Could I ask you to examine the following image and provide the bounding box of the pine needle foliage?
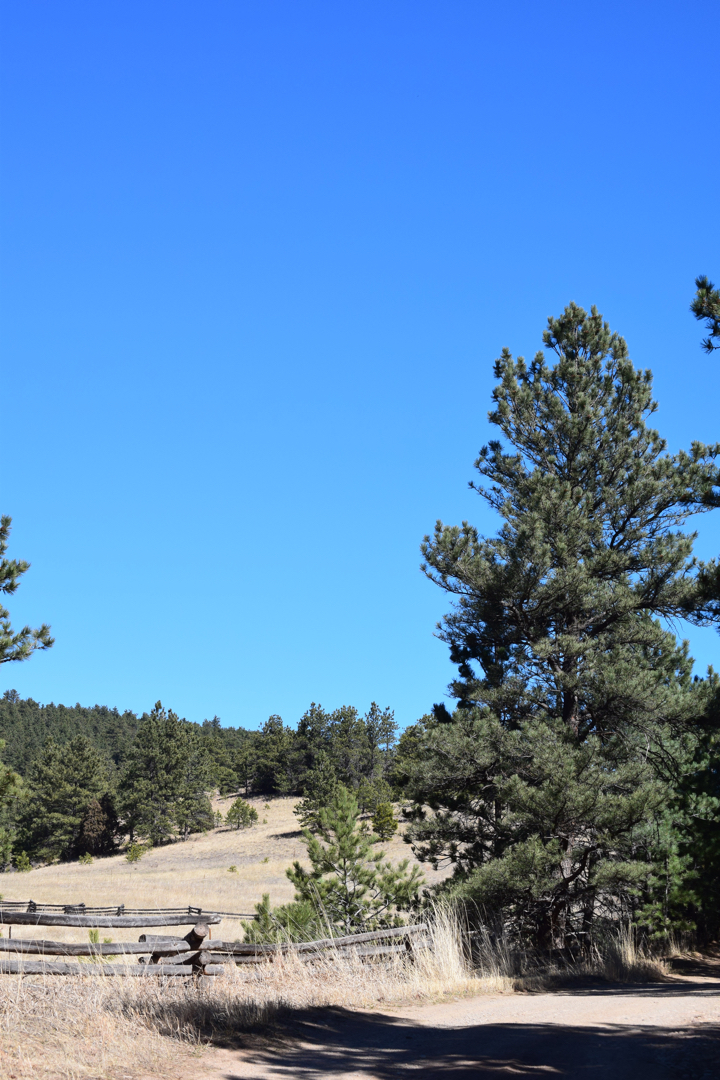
[18,736,113,861]
[117,702,213,844]
[288,785,423,934]
[294,750,338,831]
[408,302,720,947]
[372,802,397,841]
[691,274,720,353]
[0,516,53,666]
[225,796,258,829]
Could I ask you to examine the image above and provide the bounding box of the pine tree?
[408,302,720,947]
[252,715,298,794]
[172,724,214,840]
[691,275,720,353]
[199,717,239,795]
[295,702,333,772]
[0,738,22,867]
[372,802,397,841]
[118,702,213,844]
[364,702,398,776]
[225,796,258,829]
[0,516,53,666]
[294,751,338,830]
[18,736,111,860]
[356,775,394,815]
[79,795,118,856]
[287,785,423,933]
[329,706,370,787]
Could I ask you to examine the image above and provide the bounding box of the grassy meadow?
[0,808,465,1080]
[0,795,450,945]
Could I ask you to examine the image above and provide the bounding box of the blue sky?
[1,0,719,730]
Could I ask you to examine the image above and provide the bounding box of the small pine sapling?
[372,802,397,841]
[225,797,259,830]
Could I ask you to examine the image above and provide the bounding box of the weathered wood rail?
[0,920,223,977]
[0,911,223,928]
[0,900,430,976]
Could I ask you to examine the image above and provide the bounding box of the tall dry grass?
[0,907,497,1080]
[470,919,669,988]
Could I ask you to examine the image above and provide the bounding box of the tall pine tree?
[407,303,720,948]
[118,702,213,844]
[18,736,112,860]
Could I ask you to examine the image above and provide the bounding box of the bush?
[78,853,93,865]
[14,851,31,872]
[225,797,258,830]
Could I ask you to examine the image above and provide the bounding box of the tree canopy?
[406,303,720,946]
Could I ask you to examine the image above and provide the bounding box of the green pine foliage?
[17,736,114,861]
[0,691,141,777]
[691,274,720,353]
[125,841,147,863]
[241,892,321,943]
[356,776,394,815]
[79,795,118,856]
[251,715,299,794]
[371,802,397,841]
[407,302,720,948]
[287,785,423,935]
[225,796,259,829]
[0,739,22,868]
[117,702,214,845]
[294,751,338,830]
[0,516,53,668]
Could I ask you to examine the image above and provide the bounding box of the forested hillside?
[0,691,141,775]
[0,693,400,866]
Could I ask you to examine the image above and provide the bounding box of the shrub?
[78,853,93,865]
[226,798,258,830]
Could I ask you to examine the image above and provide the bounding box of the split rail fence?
[0,902,430,978]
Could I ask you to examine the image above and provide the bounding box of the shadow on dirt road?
[206,978,720,1080]
[223,1014,718,1080]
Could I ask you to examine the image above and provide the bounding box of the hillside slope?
[0,796,449,943]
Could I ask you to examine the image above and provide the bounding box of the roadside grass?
[0,906,494,1080]
[0,801,678,1077]
[471,921,670,989]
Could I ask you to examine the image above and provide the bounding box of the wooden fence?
[0,903,430,977]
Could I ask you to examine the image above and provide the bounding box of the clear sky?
[1,1,719,730]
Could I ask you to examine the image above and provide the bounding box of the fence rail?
[0,901,255,920]
[0,913,430,977]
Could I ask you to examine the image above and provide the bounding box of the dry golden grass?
[0,796,465,1078]
[0,907,498,1080]
[0,796,450,947]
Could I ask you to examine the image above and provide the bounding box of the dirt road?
[193,964,720,1079]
